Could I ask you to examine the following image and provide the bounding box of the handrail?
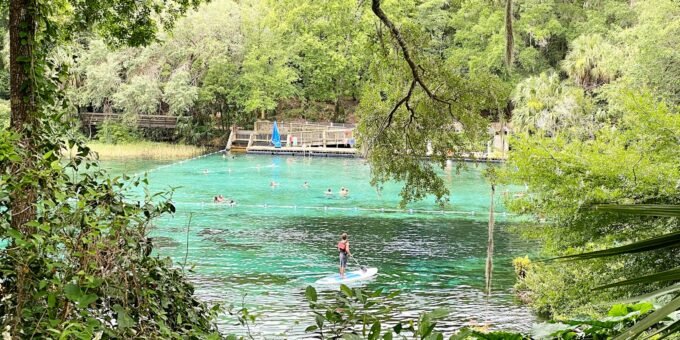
[80,112,179,128]
[254,121,355,135]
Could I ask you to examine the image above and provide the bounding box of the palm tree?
[561,34,619,91]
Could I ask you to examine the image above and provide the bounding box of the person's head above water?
[341,232,348,240]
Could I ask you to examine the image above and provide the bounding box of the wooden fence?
[80,113,179,129]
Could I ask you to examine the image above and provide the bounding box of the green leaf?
[608,304,629,317]
[383,331,393,340]
[78,293,98,306]
[340,284,353,298]
[355,288,365,303]
[315,314,324,329]
[421,322,436,338]
[305,325,318,332]
[429,308,449,320]
[112,304,135,330]
[368,321,381,340]
[393,322,403,334]
[305,285,317,303]
[47,293,56,308]
[371,287,384,297]
[424,333,443,340]
[531,322,575,339]
[613,295,680,340]
[64,283,82,302]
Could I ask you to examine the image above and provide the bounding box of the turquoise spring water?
[102,153,537,337]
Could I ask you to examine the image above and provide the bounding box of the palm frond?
[597,267,680,290]
[648,318,680,339]
[556,231,680,261]
[613,284,680,304]
[594,204,680,217]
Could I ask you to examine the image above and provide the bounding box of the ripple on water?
[119,154,538,337]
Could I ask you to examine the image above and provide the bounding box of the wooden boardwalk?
[80,113,179,129]
[228,120,511,161]
[247,146,357,157]
[227,121,358,157]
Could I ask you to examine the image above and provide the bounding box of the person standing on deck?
[338,233,351,278]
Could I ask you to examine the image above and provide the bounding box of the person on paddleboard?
[338,232,351,278]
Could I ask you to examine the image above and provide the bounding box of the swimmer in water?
[203,169,209,174]
[270,181,279,188]
[228,199,236,207]
[340,187,349,197]
[213,195,224,203]
[302,181,309,189]
[325,188,333,196]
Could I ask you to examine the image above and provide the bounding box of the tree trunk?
[504,0,514,68]
[9,0,38,330]
[9,0,37,229]
[485,184,495,295]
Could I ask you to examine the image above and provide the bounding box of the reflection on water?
[106,154,536,337]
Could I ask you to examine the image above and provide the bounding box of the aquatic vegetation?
[88,141,208,160]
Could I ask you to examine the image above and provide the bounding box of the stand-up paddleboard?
[316,267,378,285]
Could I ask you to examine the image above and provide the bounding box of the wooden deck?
[226,120,358,157]
[225,120,511,160]
[80,113,179,129]
[247,146,357,157]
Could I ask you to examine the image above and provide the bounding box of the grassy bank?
[88,141,209,160]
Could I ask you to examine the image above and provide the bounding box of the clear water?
[102,153,536,337]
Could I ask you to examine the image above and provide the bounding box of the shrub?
[0,129,221,338]
[97,115,140,144]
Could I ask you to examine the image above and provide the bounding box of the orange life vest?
[338,240,348,253]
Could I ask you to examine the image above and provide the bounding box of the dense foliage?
[500,0,680,322]
[1,0,222,337]
[0,131,221,338]
[1,0,679,337]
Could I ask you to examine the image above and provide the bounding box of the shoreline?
[89,141,210,160]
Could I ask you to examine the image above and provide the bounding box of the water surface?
[106,153,536,337]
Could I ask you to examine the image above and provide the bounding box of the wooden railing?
[249,129,355,147]
[234,131,253,141]
[254,121,355,135]
[80,113,179,129]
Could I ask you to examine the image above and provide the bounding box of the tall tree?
[7,0,202,228]
[9,0,37,231]
[5,0,205,332]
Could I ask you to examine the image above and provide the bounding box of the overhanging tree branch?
[370,0,455,129]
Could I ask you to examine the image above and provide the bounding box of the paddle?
[350,254,367,272]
